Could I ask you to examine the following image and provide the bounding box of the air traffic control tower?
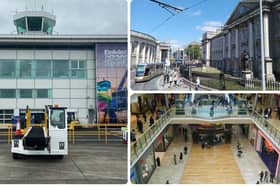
[0,9,127,125]
[14,10,56,35]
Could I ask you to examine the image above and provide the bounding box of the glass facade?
[53,60,69,78]
[0,89,16,98]
[0,89,51,98]
[0,60,87,79]
[96,43,127,124]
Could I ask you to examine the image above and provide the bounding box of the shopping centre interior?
[130,93,280,184]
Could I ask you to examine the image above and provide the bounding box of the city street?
[132,73,212,91]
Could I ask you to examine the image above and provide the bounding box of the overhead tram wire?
[150,0,210,33]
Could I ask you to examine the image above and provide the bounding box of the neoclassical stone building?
[202,0,280,81]
[130,30,171,68]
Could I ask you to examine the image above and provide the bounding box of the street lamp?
[260,0,266,91]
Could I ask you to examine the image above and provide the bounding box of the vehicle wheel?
[55,155,64,159]
[12,153,20,159]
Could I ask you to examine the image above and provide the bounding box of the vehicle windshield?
[50,109,65,129]
[136,65,145,76]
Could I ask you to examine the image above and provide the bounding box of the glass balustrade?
[131,106,280,165]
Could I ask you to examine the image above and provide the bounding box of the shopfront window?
[137,146,155,183]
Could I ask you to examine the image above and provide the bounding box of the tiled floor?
[147,125,274,184]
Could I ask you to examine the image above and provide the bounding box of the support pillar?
[135,42,140,66]
[263,12,275,81]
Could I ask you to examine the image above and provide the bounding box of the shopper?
[179,152,183,162]
[259,171,264,183]
[270,173,274,183]
[264,170,268,183]
[131,129,136,142]
[173,154,177,165]
[156,156,161,167]
[149,115,154,126]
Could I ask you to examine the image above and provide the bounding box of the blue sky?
[131,0,240,48]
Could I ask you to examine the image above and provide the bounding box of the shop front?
[131,146,156,184]
[256,130,280,182]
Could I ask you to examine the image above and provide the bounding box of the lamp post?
[260,0,266,90]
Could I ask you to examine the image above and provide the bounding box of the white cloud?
[191,10,202,16]
[196,21,223,32]
[165,39,188,50]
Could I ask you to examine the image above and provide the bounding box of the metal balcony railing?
[130,106,280,167]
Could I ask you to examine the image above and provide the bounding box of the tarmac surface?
[0,141,127,184]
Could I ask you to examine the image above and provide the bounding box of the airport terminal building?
[0,10,127,125]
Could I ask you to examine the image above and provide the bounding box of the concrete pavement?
[0,142,127,184]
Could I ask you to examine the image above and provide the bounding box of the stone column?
[141,44,146,64]
[222,34,226,71]
[135,42,140,66]
[248,21,254,59]
[206,40,211,67]
[228,30,231,58]
[234,28,239,76]
[146,46,150,63]
[263,12,275,81]
[227,30,231,73]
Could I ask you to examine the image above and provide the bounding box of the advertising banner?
[96,43,127,123]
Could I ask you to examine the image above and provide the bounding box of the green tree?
[185,45,201,60]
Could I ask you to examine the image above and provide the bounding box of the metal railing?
[0,122,126,144]
[130,106,280,167]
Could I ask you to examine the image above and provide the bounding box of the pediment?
[226,0,258,25]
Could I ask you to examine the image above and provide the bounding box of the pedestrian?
[173,153,177,165]
[259,171,264,183]
[184,146,188,155]
[166,180,169,184]
[174,74,177,87]
[169,74,173,88]
[149,115,154,126]
[142,112,147,123]
[163,74,167,85]
[270,173,274,183]
[195,76,200,90]
[256,181,259,184]
[156,156,161,167]
[264,170,268,183]
[179,152,183,162]
[137,118,143,133]
[131,129,136,142]
[201,142,205,149]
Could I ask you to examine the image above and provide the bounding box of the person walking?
[156,156,161,167]
[270,172,274,183]
[131,129,136,142]
[142,112,147,123]
[264,170,268,183]
[169,74,173,88]
[173,153,177,165]
[259,171,264,183]
[195,76,200,91]
[137,118,143,134]
[149,115,154,126]
[179,152,183,162]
